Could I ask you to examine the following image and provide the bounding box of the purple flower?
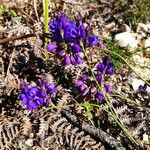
[79,24,86,41]
[96,74,102,83]
[49,18,60,32]
[19,79,57,111]
[64,54,71,65]
[59,14,68,28]
[97,56,114,75]
[105,63,114,75]
[36,98,44,105]
[81,74,88,81]
[97,63,105,72]
[70,54,82,65]
[64,21,79,43]
[49,18,63,42]
[74,54,82,64]
[96,92,104,101]
[72,43,82,53]
[80,84,88,92]
[56,48,65,56]
[105,84,112,93]
[75,80,84,87]
[46,43,57,52]
[70,55,76,65]
[138,84,147,92]
[28,87,39,97]
[27,102,38,110]
[19,94,28,105]
[88,35,98,46]
[45,83,57,94]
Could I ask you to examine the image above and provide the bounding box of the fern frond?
[0,122,22,149]
[115,105,127,116]
[37,117,48,140]
[22,116,32,136]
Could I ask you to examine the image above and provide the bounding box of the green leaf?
[82,102,93,111]
[86,111,93,119]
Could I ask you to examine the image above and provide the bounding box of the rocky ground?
[0,0,150,150]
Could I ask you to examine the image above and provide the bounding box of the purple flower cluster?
[138,84,147,92]
[19,79,57,110]
[75,56,114,102]
[46,14,99,65]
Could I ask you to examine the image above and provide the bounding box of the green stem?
[90,103,140,149]
[81,44,139,148]
[43,0,49,47]
[98,48,150,86]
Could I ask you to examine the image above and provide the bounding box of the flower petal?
[19,94,28,105]
[95,92,104,101]
[75,80,84,87]
[105,84,112,93]
[97,63,105,72]
[64,54,71,65]
[105,63,114,75]
[72,43,82,53]
[46,43,57,52]
[88,35,98,46]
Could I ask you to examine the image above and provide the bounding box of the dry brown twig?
[62,109,126,150]
[0,33,35,44]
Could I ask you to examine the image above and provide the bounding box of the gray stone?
[115,32,138,49]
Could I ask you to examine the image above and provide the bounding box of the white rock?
[147,86,150,93]
[120,24,131,32]
[146,23,150,33]
[137,23,148,33]
[143,133,149,143]
[140,32,147,37]
[132,55,144,64]
[115,32,138,49]
[144,37,150,48]
[131,78,145,91]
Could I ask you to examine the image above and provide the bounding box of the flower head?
[105,84,112,93]
[19,79,57,111]
[46,14,103,66]
[79,24,86,41]
[97,56,115,75]
[88,35,99,46]
[95,92,104,101]
[64,21,79,43]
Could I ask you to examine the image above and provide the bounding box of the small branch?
[0,33,35,44]
[62,109,126,150]
[10,6,35,23]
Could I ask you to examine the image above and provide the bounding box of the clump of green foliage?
[130,0,150,22]
[105,39,130,69]
[0,5,16,17]
[114,0,150,30]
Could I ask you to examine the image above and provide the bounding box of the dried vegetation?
[0,0,150,150]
